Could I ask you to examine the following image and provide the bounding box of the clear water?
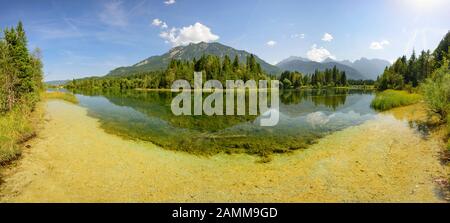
[70,89,377,156]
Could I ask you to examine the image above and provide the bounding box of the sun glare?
[406,0,445,11]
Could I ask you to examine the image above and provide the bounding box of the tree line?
[67,54,273,90]
[67,55,372,91]
[375,31,449,90]
[279,66,348,89]
[0,22,43,112]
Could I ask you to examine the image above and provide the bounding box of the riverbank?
[0,104,43,165]
[133,86,373,92]
[0,100,447,202]
[0,92,79,165]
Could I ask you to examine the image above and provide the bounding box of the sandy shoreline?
[0,100,446,202]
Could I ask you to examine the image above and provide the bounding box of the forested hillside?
[107,42,281,77]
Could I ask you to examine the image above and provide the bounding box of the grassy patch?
[0,105,41,164]
[447,114,450,151]
[43,92,78,104]
[371,90,422,111]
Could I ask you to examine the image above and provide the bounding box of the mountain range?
[107,42,281,76]
[277,59,366,80]
[276,57,390,80]
[106,41,390,80]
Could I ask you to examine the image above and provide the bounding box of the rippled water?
[70,88,377,155]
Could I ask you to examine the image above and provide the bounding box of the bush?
[371,90,422,111]
[375,70,404,90]
[420,61,450,119]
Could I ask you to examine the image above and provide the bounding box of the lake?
[69,88,377,157]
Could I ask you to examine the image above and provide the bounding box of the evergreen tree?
[232,55,239,72]
[0,21,42,112]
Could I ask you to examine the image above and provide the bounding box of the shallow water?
[70,89,377,155]
[0,101,445,202]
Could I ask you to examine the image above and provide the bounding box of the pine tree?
[1,22,43,111]
[232,55,239,72]
[222,55,232,73]
[341,71,347,86]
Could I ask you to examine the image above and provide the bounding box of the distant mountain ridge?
[345,58,391,80]
[45,80,70,86]
[276,59,366,80]
[105,41,390,80]
[107,42,281,76]
[276,57,390,80]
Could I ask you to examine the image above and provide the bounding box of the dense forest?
[279,66,348,89]
[67,54,272,90]
[67,54,368,90]
[375,31,449,90]
[0,22,43,112]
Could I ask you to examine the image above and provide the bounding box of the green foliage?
[420,60,450,118]
[106,42,281,77]
[375,69,404,90]
[43,92,79,104]
[447,114,450,150]
[375,31,449,90]
[67,54,272,90]
[0,104,37,164]
[279,65,348,89]
[347,79,375,86]
[0,22,43,164]
[434,31,450,69]
[0,21,43,112]
[371,90,422,111]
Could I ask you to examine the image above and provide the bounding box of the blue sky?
[0,0,449,81]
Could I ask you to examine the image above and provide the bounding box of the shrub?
[420,61,450,119]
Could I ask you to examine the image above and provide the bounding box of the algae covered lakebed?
[70,88,377,157]
[0,99,445,202]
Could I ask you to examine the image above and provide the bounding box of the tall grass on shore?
[446,114,450,150]
[0,104,40,164]
[371,90,422,111]
[1,92,78,165]
[43,92,78,104]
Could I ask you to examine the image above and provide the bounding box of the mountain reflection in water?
[70,88,376,156]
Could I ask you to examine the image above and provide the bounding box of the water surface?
[71,89,377,155]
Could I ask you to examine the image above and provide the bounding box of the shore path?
[0,100,446,202]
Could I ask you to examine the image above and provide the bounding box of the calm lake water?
[69,89,377,156]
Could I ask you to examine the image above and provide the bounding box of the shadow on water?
[70,88,377,157]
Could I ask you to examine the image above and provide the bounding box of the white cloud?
[321,33,333,42]
[152,19,168,29]
[99,0,127,27]
[159,22,219,46]
[164,0,176,5]
[291,33,305,39]
[369,40,390,50]
[152,19,163,26]
[266,40,277,47]
[306,44,336,62]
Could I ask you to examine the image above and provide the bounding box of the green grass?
[371,90,422,111]
[0,105,40,164]
[43,92,78,104]
[447,114,450,151]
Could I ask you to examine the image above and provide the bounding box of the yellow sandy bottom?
[0,100,446,202]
